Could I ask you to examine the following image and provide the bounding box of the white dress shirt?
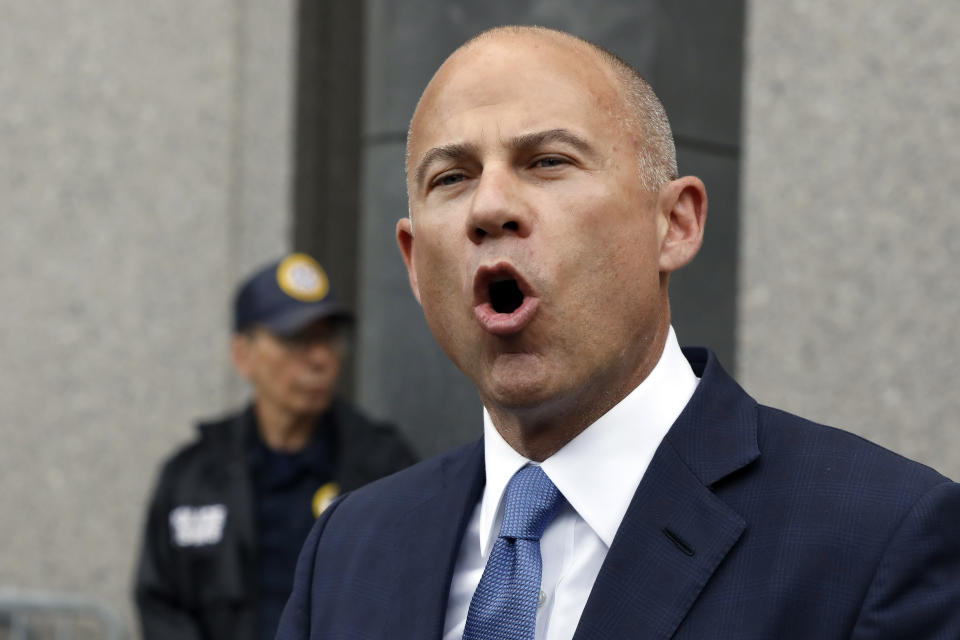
[443,327,700,640]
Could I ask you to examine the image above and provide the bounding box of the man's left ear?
[657,176,707,273]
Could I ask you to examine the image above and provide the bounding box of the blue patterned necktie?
[462,465,566,640]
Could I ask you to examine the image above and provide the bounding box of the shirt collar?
[479,327,699,555]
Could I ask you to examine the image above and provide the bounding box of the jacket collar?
[573,347,759,639]
[378,348,759,640]
[666,347,761,486]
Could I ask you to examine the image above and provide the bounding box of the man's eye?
[432,173,465,188]
[533,156,567,168]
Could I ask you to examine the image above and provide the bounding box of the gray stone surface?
[0,0,294,634]
[740,2,960,478]
[649,0,745,147]
[16,0,956,635]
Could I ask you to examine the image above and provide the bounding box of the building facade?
[1,1,957,635]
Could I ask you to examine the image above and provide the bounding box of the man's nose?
[465,166,532,243]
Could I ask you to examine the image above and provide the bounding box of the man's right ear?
[396,218,422,305]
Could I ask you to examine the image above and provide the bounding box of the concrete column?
[740,2,960,478]
[0,0,295,632]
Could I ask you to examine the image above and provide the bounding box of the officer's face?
[232,319,344,419]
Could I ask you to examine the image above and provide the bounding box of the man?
[135,253,417,640]
[277,27,960,639]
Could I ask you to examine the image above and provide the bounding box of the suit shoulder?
[327,440,481,521]
[754,404,952,495]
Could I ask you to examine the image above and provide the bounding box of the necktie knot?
[499,465,564,542]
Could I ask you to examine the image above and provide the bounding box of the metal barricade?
[0,591,125,640]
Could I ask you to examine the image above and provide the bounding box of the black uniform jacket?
[134,400,417,640]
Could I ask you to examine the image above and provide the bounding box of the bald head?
[406,25,678,194]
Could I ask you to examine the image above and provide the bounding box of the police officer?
[135,253,417,640]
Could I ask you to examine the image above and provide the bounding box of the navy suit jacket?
[276,348,960,639]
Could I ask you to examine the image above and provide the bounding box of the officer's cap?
[233,253,352,335]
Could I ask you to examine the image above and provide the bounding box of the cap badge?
[276,253,329,302]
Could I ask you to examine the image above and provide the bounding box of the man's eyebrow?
[509,128,594,156]
[414,142,479,190]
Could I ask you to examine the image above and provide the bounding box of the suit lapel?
[384,440,485,639]
[572,444,746,640]
[574,348,759,640]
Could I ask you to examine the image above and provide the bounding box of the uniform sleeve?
[133,467,205,640]
[850,480,960,639]
[336,404,420,491]
[380,427,419,473]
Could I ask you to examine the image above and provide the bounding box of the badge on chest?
[169,504,228,547]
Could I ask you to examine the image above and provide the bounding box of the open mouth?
[473,263,539,336]
[489,278,525,314]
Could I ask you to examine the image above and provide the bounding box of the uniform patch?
[312,482,341,518]
[169,504,227,547]
[276,253,329,302]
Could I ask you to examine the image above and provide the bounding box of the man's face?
[400,33,673,423]
[232,320,343,419]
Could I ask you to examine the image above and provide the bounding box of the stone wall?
[740,2,960,478]
[2,1,957,637]
[0,0,294,633]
